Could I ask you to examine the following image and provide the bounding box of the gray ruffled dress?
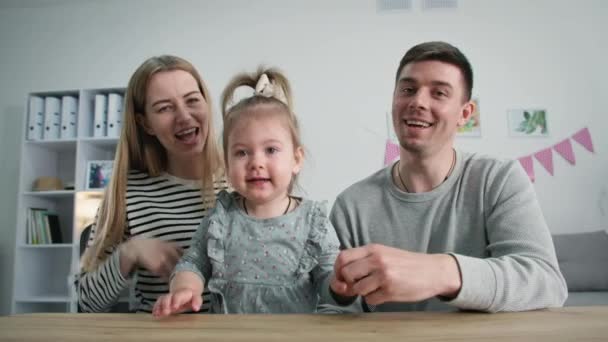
[173,190,343,313]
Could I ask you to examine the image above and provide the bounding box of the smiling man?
[329,41,568,313]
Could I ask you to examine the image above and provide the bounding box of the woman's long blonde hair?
[81,55,223,271]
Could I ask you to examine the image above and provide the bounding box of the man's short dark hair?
[395,41,473,101]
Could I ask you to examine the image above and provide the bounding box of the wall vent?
[422,0,458,10]
[377,0,413,12]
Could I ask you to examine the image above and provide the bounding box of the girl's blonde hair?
[81,55,223,271]
[220,66,303,192]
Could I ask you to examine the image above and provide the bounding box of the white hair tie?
[254,73,288,105]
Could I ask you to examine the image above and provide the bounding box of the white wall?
[1,0,606,314]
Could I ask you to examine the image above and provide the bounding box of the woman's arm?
[75,224,131,313]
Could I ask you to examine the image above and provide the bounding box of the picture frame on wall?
[457,98,481,137]
[85,160,113,190]
[508,108,549,137]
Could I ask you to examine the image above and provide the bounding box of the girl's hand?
[330,273,358,298]
[120,239,183,278]
[152,288,203,318]
[330,255,358,298]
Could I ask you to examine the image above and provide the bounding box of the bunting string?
[518,127,594,182]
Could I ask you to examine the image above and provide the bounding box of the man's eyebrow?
[397,78,453,89]
[397,77,417,84]
[430,80,453,89]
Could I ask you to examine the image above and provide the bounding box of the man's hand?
[332,244,461,305]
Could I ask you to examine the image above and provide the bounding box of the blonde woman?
[77,55,226,313]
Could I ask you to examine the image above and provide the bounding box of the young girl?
[153,67,353,316]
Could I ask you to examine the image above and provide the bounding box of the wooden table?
[1,306,606,341]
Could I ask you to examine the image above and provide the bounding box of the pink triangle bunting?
[518,155,535,182]
[384,139,400,165]
[533,148,554,176]
[553,139,576,165]
[572,127,594,153]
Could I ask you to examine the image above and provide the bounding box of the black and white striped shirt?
[77,170,226,313]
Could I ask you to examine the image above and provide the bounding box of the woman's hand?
[120,239,183,278]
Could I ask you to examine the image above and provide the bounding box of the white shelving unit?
[12,87,125,314]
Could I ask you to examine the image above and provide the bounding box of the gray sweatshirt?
[330,150,567,312]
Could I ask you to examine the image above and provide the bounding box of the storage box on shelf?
[12,87,124,314]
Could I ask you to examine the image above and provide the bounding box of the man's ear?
[457,100,475,127]
[135,113,154,135]
[293,146,304,174]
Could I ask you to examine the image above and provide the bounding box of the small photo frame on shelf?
[85,160,113,190]
[457,98,481,137]
[508,108,549,137]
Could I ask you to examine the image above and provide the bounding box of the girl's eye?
[234,150,247,157]
[266,147,278,154]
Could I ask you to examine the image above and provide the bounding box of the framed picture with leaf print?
[507,108,549,137]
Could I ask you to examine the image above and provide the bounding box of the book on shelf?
[25,208,63,244]
[60,95,78,139]
[27,96,44,141]
[45,213,63,243]
[93,94,107,137]
[106,93,123,137]
[42,97,61,140]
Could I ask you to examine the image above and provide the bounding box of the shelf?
[21,143,76,193]
[24,137,119,149]
[16,296,71,303]
[14,87,124,314]
[30,89,79,98]
[20,196,75,244]
[81,189,104,195]
[19,243,74,249]
[79,136,119,148]
[24,139,77,152]
[23,190,75,197]
[14,245,72,300]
